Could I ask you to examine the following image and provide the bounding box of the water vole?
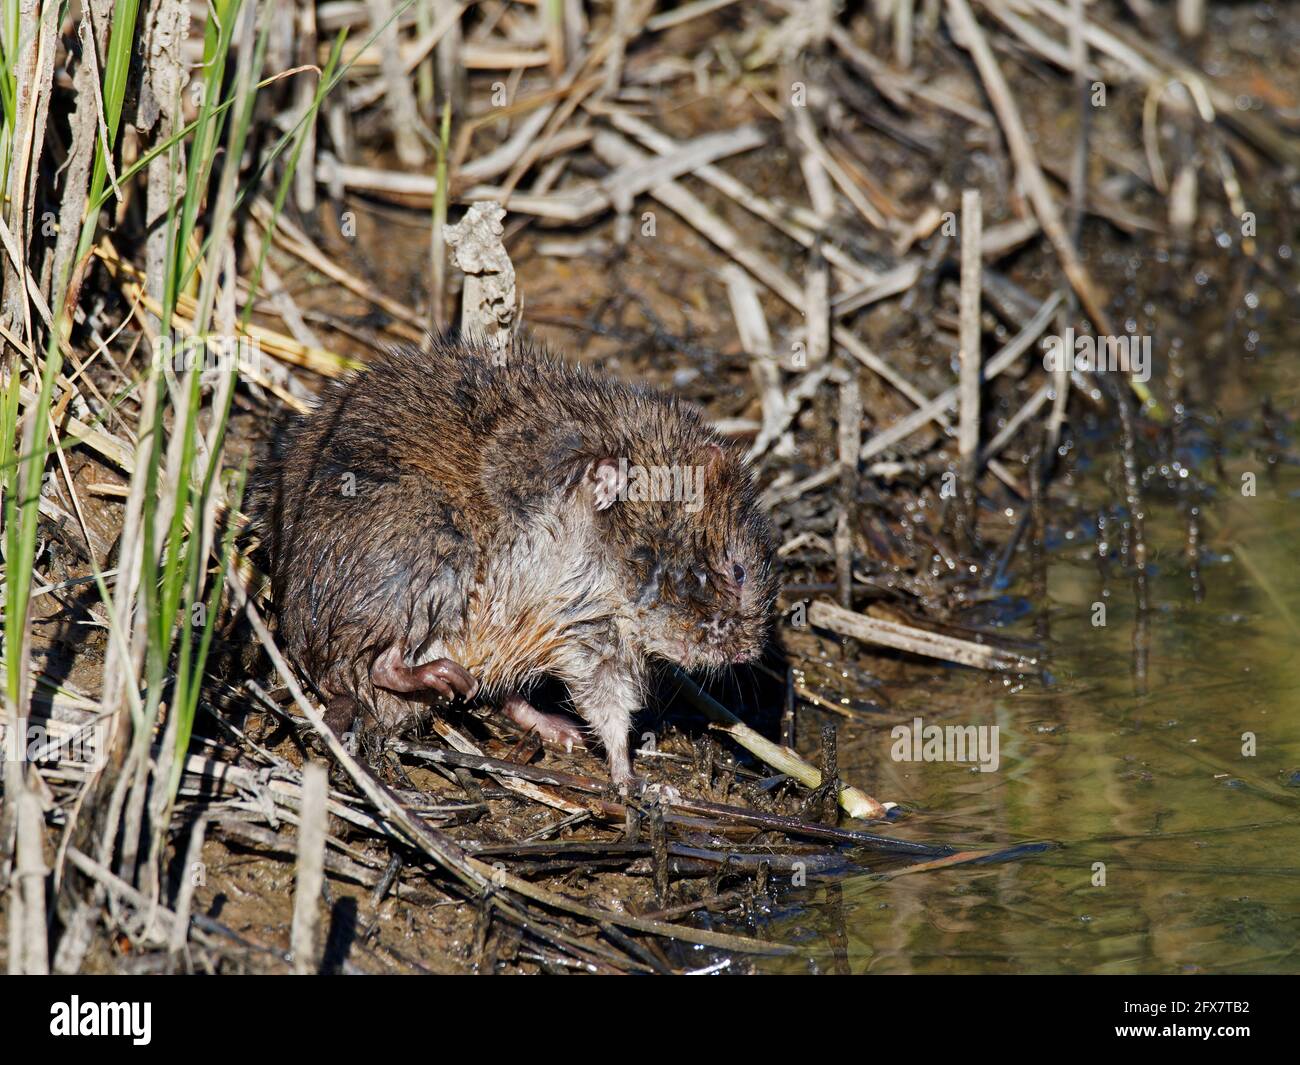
[249,336,777,785]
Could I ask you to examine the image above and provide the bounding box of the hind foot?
[502,693,585,753]
[372,646,478,702]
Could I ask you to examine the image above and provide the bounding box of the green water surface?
[761,355,1300,975]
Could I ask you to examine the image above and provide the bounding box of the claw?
[413,658,479,700]
[371,645,478,700]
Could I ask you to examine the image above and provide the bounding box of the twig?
[396,741,938,852]
[666,665,889,820]
[445,201,517,356]
[14,787,50,974]
[809,599,1038,672]
[167,813,209,958]
[836,374,860,607]
[290,762,328,975]
[958,187,983,535]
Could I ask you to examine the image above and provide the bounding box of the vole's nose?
[700,612,745,654]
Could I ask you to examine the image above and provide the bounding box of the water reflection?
[763,439,1300,975]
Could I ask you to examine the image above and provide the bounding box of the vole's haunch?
[249,337,778,785]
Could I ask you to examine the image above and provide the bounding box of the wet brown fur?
[248,336,777,781]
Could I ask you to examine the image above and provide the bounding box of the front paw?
[371,646,478,702]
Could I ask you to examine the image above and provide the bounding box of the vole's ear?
[703,440,735,478]
[584,457,626,511]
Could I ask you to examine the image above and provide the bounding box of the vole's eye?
[732,562,746,585]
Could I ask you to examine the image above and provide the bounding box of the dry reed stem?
[809,600,1038,672]
[290,762,329,974]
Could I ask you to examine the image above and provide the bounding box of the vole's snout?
[697,612,732,641]
[696,612,755,664]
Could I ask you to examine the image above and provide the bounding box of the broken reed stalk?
[167,813,209,958]
[958,187,983,537]
[1067,0,1089,246]
[290,762,329,975]
[445,200,517,357]
[723,264,785,462]
[1177,0,1205,40]
[394,739,928,850]
[809,600,1038,673]
[429,100,452,329]
[793,99,832,367]
[836,374,860,608]
[14,787,49,974]
[894,0,915,68]
[666,664,889,820]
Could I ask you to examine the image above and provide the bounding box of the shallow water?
[760,344,1300,975]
